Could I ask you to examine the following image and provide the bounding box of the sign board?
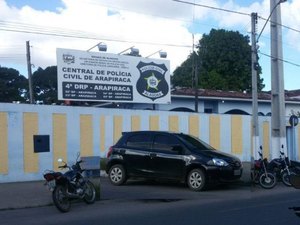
[56,48,171,104]
[289,115,299,127]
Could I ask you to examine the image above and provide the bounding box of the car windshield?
[176,133,215,151]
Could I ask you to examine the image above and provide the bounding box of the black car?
[106,131,242,191]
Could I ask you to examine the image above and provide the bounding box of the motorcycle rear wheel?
[52,185,71,213]
[83,180,96,204]
[259,172,277,189]
[250,169,260,184]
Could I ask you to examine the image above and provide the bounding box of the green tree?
[171,52,195,87]
[31,66,98,106]
[32,66,59,104]
[172,29,264,91]
[0,67,28,102]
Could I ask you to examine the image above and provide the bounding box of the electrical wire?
[0,0,299,69]
[259,51,300,67]
[173,0,250,16]
[0,20,191,48]
[172,0,299,68]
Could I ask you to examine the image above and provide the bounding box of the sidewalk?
[0,180,52,210]
[0,176,103,211]
[0,165,250,210]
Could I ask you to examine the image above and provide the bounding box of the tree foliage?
[32,66,59,104]
[0,67,28,102]
[172,29,264,92]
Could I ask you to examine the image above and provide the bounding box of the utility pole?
[251,12,259,159]
[192,34,198,112]
[270,0,286,157]
[26,41,34,104]
[194,57,198,113]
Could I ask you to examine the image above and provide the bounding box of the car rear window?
[177,133,214,150]
[153,134,181,152]
[125,133,152,149]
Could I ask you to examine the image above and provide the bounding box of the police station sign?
[57,48,170,104]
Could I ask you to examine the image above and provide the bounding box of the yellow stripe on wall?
[131,115,140,131]
[53,114,67,170]
[23,112,39,173]
[189,115,199,137]
[209,115,220,149]
[231,115,243,154]
[113,116,123,144]
[100,115,106,153]
[80,115,93,156]
[149,115,159,131]
[0,112,8,174]
[169,115,179,132]
[263,121,270,159]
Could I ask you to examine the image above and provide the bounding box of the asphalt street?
[1,178,300,225]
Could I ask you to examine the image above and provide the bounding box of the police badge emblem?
[136,62,169,101]
[62,54,75,64]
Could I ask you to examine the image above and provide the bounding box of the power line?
[0,20,192,48]
[258,15,300,35]
[0,1,299,70]
[173,0,300,35]
[173,0,250,16]
[259,51,300,68]
[173,0,300,69]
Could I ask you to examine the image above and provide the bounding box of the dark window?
[126,134,152,149]
[204,108,213,113]
[153,134,181,153]
[177,134,214,150]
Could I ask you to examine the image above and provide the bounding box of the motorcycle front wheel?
[259,172,277,189]
[83,180,96,204]
[282,170,297,187]
[52,185,71,213]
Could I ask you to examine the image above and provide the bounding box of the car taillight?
[107,146,113,158]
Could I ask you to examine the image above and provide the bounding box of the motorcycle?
[268,145,297,186]
[251,146,277,189]
[43,154,96,212]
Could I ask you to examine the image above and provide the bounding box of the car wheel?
[187,168,206,191]
[108,164,127,186]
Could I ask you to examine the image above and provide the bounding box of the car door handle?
[149,153,157,159]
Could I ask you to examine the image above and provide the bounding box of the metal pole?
[251,12,259,160]
[292,121,296,160]
[192,34,198,113]
[26,41,34,104]
[195,58,198,113]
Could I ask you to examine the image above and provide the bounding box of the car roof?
[122,130,181,136]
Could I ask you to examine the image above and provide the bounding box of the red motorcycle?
[43,154,96,212]
[251,146,277,189]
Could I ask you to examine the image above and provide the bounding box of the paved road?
[1,178,300,225]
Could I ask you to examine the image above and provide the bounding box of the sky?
[0,0,299,91]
